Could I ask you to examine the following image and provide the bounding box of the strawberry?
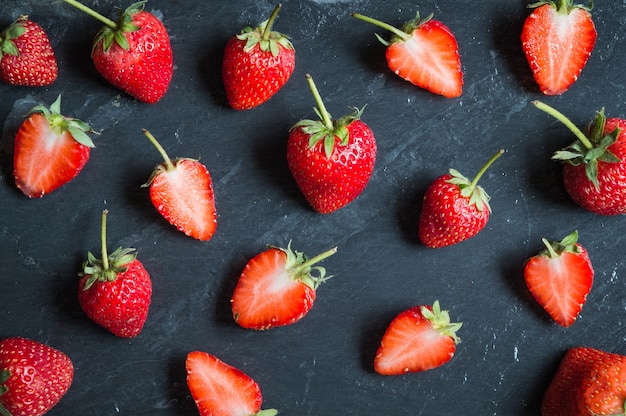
[0,16,57,86]
[418,149,504,248]
[231,242,336,330]
[142,129,217,241]
[287,74,377,214]
[523,230,593,327]
[222,4,295,110]
[533,101,626,215]
[63,0,173,103]
[352,11,463,98]
[13,94,95,198]
[374,301,461,375]
[521,0,596,96]
[186,351,277,416]
[0,337,73,416]
[541,346,626,415]
[78,209,152,338]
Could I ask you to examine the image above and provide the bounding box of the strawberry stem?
[292,246,337,276]
[532,101,593,150]
[351,13,410,41]
[305,74,334,130]
[63,0,117,29]
[262,4,282,41]
[100,209,110,270]
[143,129,175,171]
[469,149,504,190]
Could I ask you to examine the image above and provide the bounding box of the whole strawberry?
[534,101,626,215]
[541,346,626,416]
[0,15,58,86]
[63,0,173,103]
[78,209,152,338]
[287,74,377,214]
[0,337,73,416]
[222,4,295,110]
[13,94,95,198]
[418,149,504,248]
[521,0,596,95]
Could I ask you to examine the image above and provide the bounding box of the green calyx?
[0,15,27,59]
[0,369,10,416]
[533,101,621,189]
[421,301,462,344]
[527,0,593,13]
[278,241,337,290]
[291,74,364,158]
[80,210,137,290]
[446,149,505,213]
[539,230,581,258]
[351,11,432,46]
[30,95,95,148]
[237,4,293,56]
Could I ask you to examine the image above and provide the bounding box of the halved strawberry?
[352,12,463,98]
[523,230,594,327]
[231,243,336,330]
[142,130,217,241]
[13,95,95,198]
[521,0,597,95]
[374,301,462,375]
[185,351,277,416]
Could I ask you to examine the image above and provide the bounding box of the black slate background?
[1,0,626,415]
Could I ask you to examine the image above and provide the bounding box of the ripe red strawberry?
[0,337,73,416]
[186,351,277,416]
[352,12,463,98]
[534,101,626,215]
[418,149,504,248]
[523,230,593,327]
[374,301,461,375]
[287,74,376,214]
[541,346,626,415]
[231,242,336,330]
[0,16,57,86]
[142,129,217,241]
[78,209,152,338]
[13,94,95,198]
[521,0,596,96]
[222,4,295,110]
[63,0,173,103]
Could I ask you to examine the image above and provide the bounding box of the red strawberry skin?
[541,347,626,416]
[0,16,58,86]
[92,10,173,103]
[521,2,596,95]
[418,173,489,248]
[0,337,73,416]
[148,159,217,241]
[287,119,377,214]
[78,258,152,338]
[386,19,463,98]
[186,351,270,416]
[562,118,626,215]
[13,113,91,198]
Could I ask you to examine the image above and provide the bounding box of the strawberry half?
[63,0,173,103]
[352,12,463,98]
[0,337,73,416]
[374,301,462,375]
[231,242,336,330]
[13,94,95,198]
[186,351,277,416]
[287,74,377,214]
[523,230,593,327]
[542,346,626,416]
[142,129,217,241]
[534,101,626,215]
[418,149,504,248]
[222,4,295,110]
[78,209,152,338]
[0,15,58,86]
[521,0,596,95]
